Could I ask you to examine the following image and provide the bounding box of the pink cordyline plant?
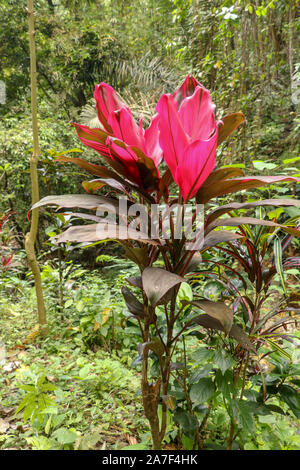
[33,75,300,450]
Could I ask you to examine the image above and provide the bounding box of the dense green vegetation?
[1,0,299,231]
[1,0,299,451]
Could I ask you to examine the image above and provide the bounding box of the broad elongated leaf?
[197,167,245,190]
[32,194,119,212]
[107,138,160,191]
[139,338,165,358]
[142,267,185,306]
[70,124,136,180]
[188,300,233,334]
[186,252,203,273]
[190,378,215,404]
[81,180,105,193]
[197,176,300,204]
[217,112,245,145]
[274,237,287,296]
[173,409,198,434]
[205,216,300,238]
[278,385,300,418]
[125,276,143,290]
[201,230,244,251]
[53,223,158,245]
[192,314,255,352]
[124,246,150,269]
[121,286,145,318]
[68,212,107,223]
[56,155,126,183]
[82,178,127,194]
[206,199,300,226]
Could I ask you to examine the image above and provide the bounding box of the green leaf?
[278,385,300,418]
[177,282,193,304]
[213,349,234,374]
[19,385,35,392]
[181,434,194,450]
[221,164,245,169]
[232,400,255,433]
[79,364,92,379]
[283,156,300,164]
[252,160,277,171]
[40,406,58,415]
[52,427,78,445]
[41,383,58,392]
[45,415,52,435]
[190,378,215,404]
[215,369,235,399]
[23,401,36,423]
[15,396,34,415]
[76,300,85,313]
[189,364,213,384]
[191,347,214,363]
[173,409,198,433]
[274,237,287,296]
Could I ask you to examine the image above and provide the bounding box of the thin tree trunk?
[288,0,294,91]
[25,0,48,337]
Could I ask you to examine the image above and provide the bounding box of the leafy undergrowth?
[1,256,300,450]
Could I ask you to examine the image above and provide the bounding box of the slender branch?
[25,0,48,337]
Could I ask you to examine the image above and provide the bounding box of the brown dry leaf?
[94,319,101,331]
[18,351,27,359]
[0,407,14,417]
[124,434,138,445]
[6,350,19,359]
[46,375,56,382]
[0,418,10,434]
[22,324,40,345]
[259,358,276,374]
[163,443,178,450]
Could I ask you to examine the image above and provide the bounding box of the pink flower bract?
[156,75,220,201]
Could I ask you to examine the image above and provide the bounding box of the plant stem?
[25,0,48,337]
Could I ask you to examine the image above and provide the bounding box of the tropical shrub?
[33,75,300,449]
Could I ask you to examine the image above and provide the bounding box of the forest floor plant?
[33,75,300,449]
